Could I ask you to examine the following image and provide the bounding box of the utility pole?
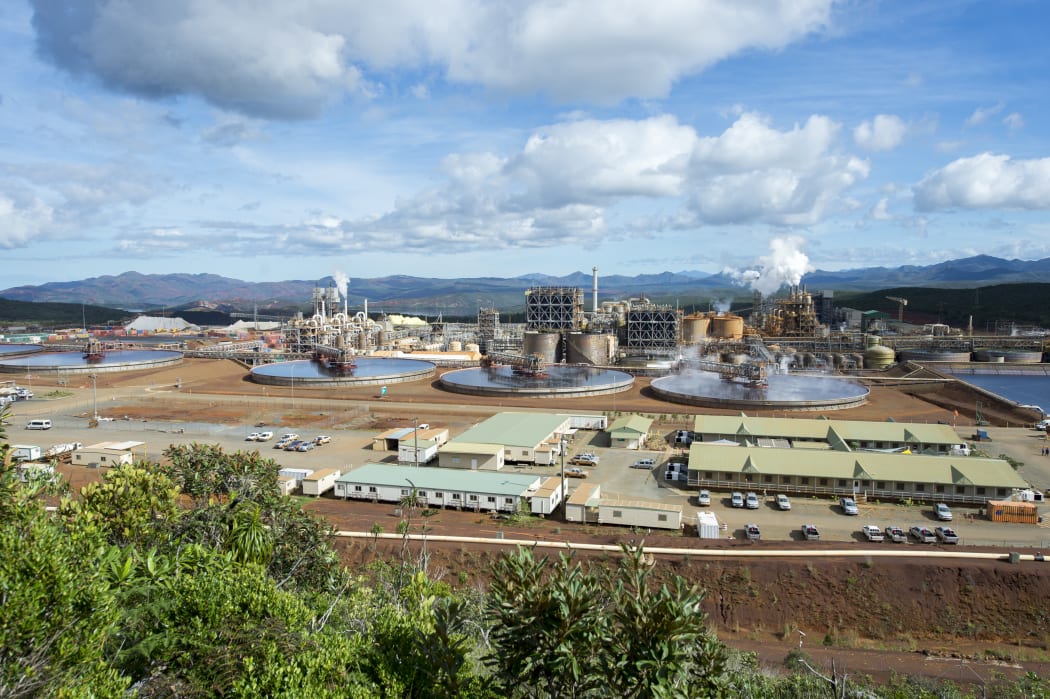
[414,417,419,468]
[559,437,567,506]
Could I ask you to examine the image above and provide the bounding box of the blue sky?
[1,0,1049,290]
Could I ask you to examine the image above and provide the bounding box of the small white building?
[398,437,440,466]
[598,496,682,530]
[302,468,342,497]
[278,468,314,485]
[565,482,601,524]
[529,476,566,516]
[437,442,504,471]
[607,415,653,450]
[695,511,721,539]
[276,474,298,496]
[18,462,56,483]
[72,441,144,468]
[333,463,542,513]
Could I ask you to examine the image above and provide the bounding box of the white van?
[26,419,52,430]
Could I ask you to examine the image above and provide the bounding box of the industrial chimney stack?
[592,266,598,314]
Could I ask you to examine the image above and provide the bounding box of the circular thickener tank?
[709,314,744,339]
[523,331,561,364]
[864,344,896,369]
[898,348,971,363]
[682,314,710,343]
[976,349,1044,364]
[566,332,611,365]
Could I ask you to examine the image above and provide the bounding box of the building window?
[658,514,668,522]
[451,457,461,464]
[876,481,886,489]
[705,472,714,480]
[997,488,1007,497]
[521,450,529,457]
[763,475,773,483]
[915,484,925,492]
[976,487,986,496]
[724,472,734,480]
[451,493,460,500]
[837,479,847,488]
[800,477,810,485]
[368,486,377,493]
[400,489,409,496]
[354,485,362,492]
[101,456,107,462]
[819,478,829,486]
[613,510,622,518]
[468,494,478,502]
[419,491,427,497]
[487,496,495,503]
[505,497,514,505]
[955,486,966,495]
[935,484,945,493]
[435,492,443,498]
[897,483,907,491]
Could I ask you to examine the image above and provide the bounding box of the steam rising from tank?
[726,236,813,295]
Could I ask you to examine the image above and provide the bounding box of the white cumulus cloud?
[30,0,836,119]
[852,114,907,151]
[914,153,1050,211]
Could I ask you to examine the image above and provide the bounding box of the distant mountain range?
[2,255,1048,313]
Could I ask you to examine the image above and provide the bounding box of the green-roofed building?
[686,442,1028,505]
[608,414,654,449]
[692,414,969,454]
[333,463,545,513]
[442,412,573,467]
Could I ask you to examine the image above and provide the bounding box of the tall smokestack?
[592,266,598,314]
[364,298,368,320]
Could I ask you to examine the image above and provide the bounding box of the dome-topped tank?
[864,342,896,369]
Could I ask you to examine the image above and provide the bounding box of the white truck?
[861,525,885,542]
[11,445,42,462]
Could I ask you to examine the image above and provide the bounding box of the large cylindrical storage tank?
[449,340,463,352]
[566,332,611,365]
[681,314,710,343]
[864,344,896,369]
[376,330,389,348]
[465,343,480,353]
[523,331,561,364]
[709,314,744,340]
[1000,349,1043,364]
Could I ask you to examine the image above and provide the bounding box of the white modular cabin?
[276,474,298,496]
[278,468,314,484]
[564,482,601,524]
[437,442,504,471]
[529,476,566,516]
[302,468,342,497]
[598,496,683,531]
[333,463,542,513]
[72,441,143,468]
[398,437,440,466]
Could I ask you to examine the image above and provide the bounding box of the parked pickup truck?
[884,526,907,543]
[800,524,820,541]
[744,523,761,541]
[861,525,885,542]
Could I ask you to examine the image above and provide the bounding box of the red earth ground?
[44,358,1050,689]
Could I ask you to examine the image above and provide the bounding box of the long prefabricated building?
[333,463,545,513]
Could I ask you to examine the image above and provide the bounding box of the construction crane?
[886,296,908,323]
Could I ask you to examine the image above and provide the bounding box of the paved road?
[9,389,1050,550]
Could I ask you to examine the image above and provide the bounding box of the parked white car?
[934,503,953,521]
[775,494,791,511]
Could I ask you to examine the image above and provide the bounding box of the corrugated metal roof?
[440,442,503,456]
[567,482,601,505]
[599,496,682,513]
[688,443,1028,488]
[304,468,341,481]
[456,412,571,448]
[608,414,652,435]
[336,463,541,495]
[693,415,964,446]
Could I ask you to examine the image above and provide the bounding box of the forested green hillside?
[0,298,133,327]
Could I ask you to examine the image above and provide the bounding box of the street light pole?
[91,373,98,421]
[559,437,567,504]
[414,417,419,468]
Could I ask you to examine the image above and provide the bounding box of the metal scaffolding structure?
[477,307,501,353]
[525,287,584,331]
[623,305,681,354]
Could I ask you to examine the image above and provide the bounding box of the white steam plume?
[725,236,813,295]
[332,270,349,301]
